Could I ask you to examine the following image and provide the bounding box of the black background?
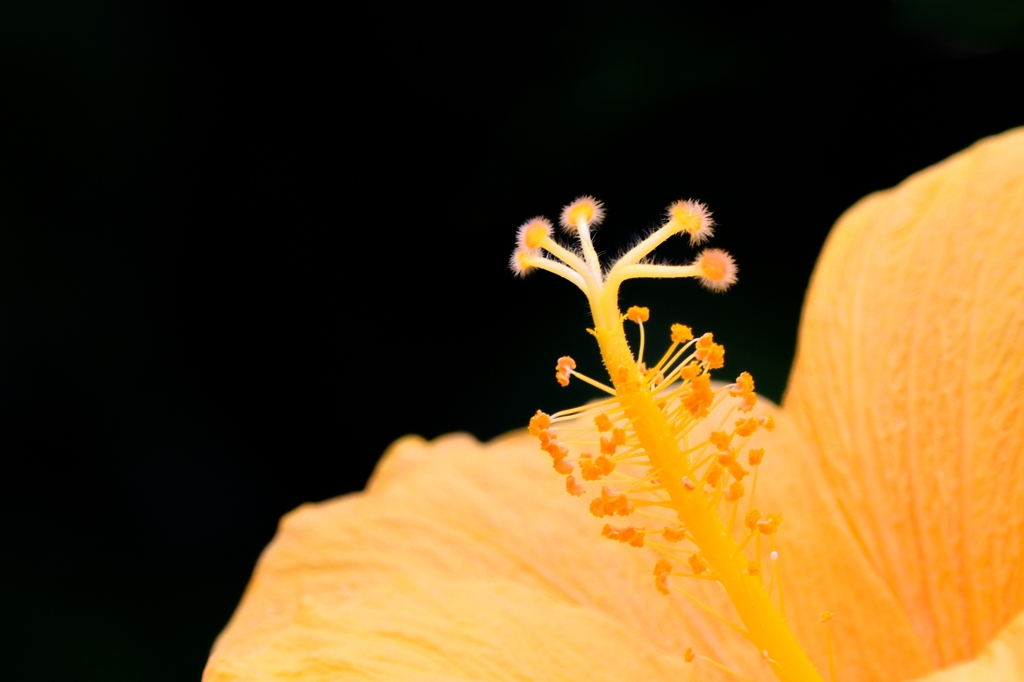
[3,1,1023,679]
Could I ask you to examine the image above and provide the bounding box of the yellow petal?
[784,127,1024,667]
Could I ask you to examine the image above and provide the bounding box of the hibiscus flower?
[204,128,1024,682]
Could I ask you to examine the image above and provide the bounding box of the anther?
[603,523,642,544]
[682,374,714,417]
[662,526,687,542]
[706,464,724,488]
[819,611,833,623]
[626,306,649,323]
[757,513,782,535]
[730,371,755,396]
[724,481,744,502]
[579,454,615,480]
[589,486,633,517]
[709,431,732,451]
[748,448,765,466]
[594,413,613,432]
[670,324,694,345]
[528,410,551,436]
[682,476,697,491]
[653,559,673,595]
[565,475,585,496]
[684,647,695,663]
[544,441,568,460]
[694,333,725,369]
[552,457,573,475]
[680,361,702,381]
[688,553,708,575]
[555,356,576,387]
[730,372,758,411]
[734,418,759,437]
[744,510,762,531]
[726,461,748,481]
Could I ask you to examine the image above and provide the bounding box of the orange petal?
[785,128,1024,667]
[690,396,932,681]
[908,609,1024,682]
[205,433,759,680]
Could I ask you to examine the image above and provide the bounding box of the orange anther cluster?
[602,524,645,548]
[709,430,731,451]
[680,361,702,381]
[735,417,760,437]
[580,454,615,480]
[744,509,762,531]
[759,415,775,431]
[555,356,576,387]
[718,455,747,481]
[589,486,633,518]
[730,371,757,412]
[682,374,714,417]
[682,476,697,491]
[528,410,551,436]
[705,345,725,369]
[626,306,649,323]
[684,647,696,663]
[531,413,577,478]
[757,513,783,535]
[594,413,613,432]
[662,526,687,543]
[748,448,765,466]
[747,561,760,576]
[565,475,586,496]
[654,559,673,595]
[819,611,834,623]
[724,481,745,502]
[695,333,725,370]
[670,323,693,343]
[688,553,708,575]
[599,428,626,455]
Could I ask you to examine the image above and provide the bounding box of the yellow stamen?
[514,197,823,682]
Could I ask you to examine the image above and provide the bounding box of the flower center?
[513,197,826,682]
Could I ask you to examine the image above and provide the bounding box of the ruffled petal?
[784,128,1024,667]
[205,433,758,680]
